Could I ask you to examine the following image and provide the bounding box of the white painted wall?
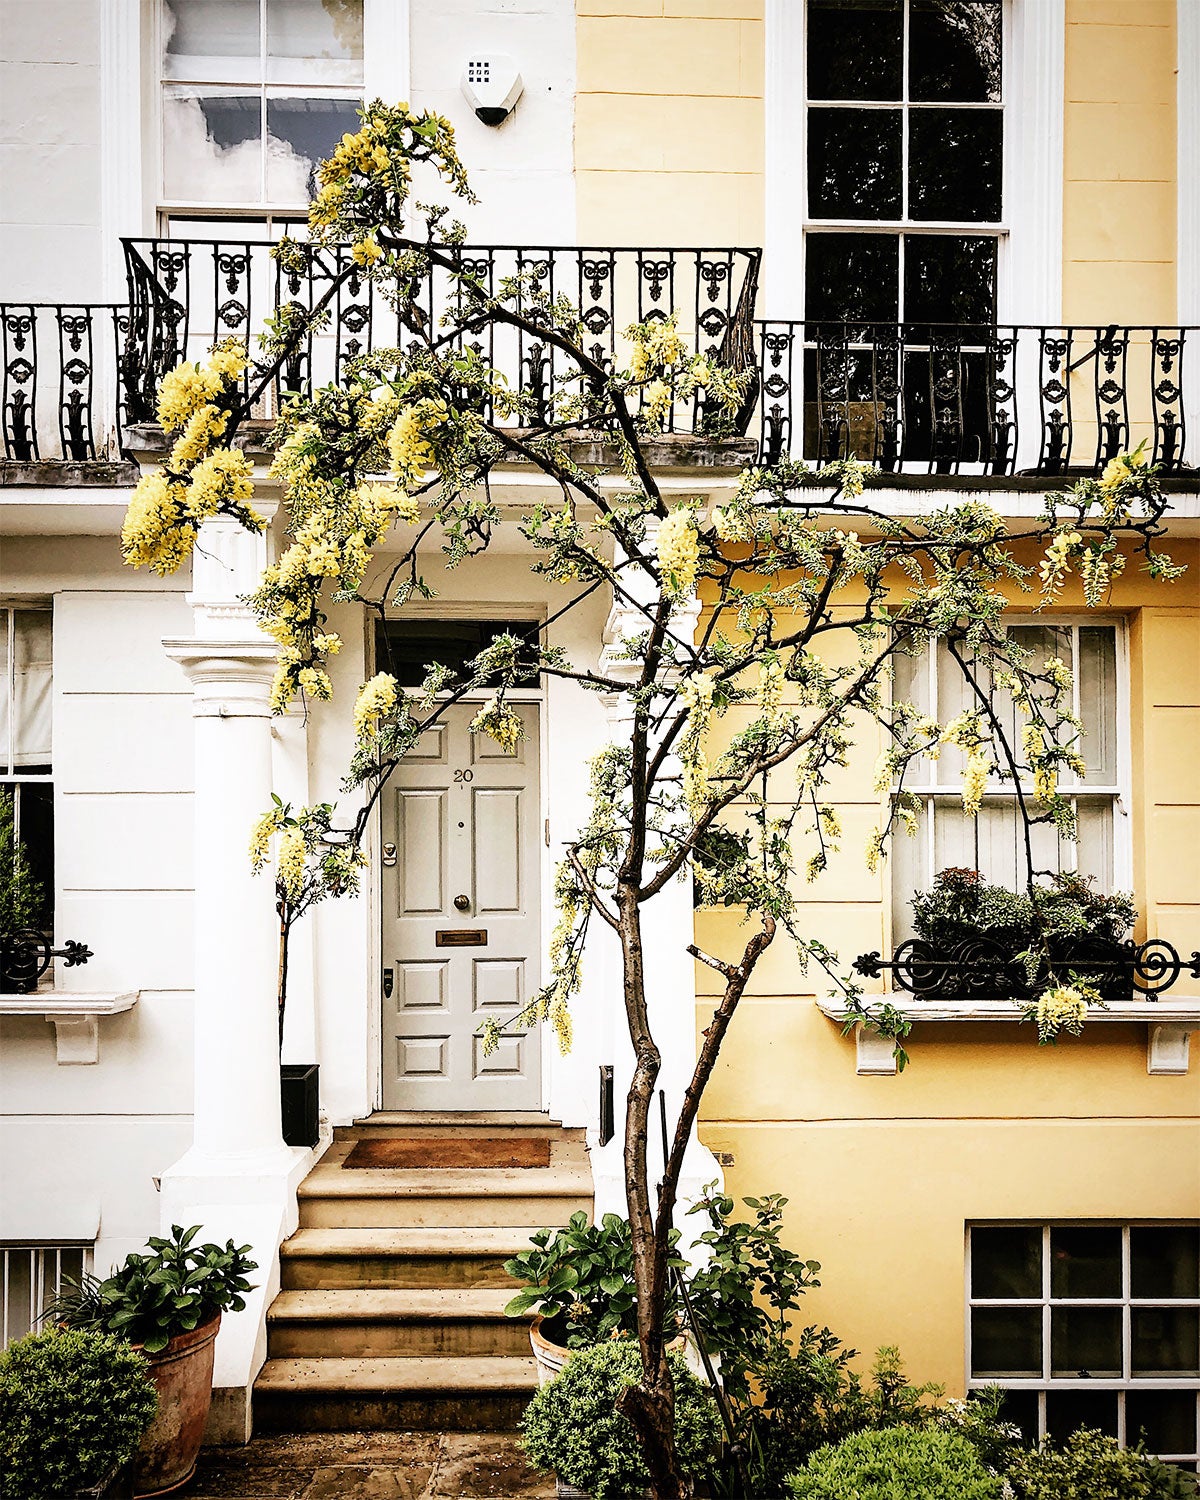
[0,0,105,302]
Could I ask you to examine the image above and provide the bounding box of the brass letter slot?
[435,929,488,947]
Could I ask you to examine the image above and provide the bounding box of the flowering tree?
[120,104,1180,1497]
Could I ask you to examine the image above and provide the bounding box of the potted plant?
[522,1340,722,1500]
[50,1224,257,1498]
[504,1211,687,1385]
[0,1326,158,1500]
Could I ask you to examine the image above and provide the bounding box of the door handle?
[453,893,471,911]
[382,842,397,866]
[382,967,394,999]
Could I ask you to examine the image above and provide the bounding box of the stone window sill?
[0,991,139,1064]
[816,997,1200,1077]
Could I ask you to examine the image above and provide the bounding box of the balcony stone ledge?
[815,996,1200,1077]
[0,459,139,487]
[0,990,140,1064]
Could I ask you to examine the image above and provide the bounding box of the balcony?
[3,239,1199,483]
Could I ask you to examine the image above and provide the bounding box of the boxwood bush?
[521,1339,722,1500]
[784,1425,1004,1500]
[0,1327,158,1500]
[1004,1428,1198,1499]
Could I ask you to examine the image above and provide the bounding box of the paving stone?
[428,1434,554,1499]
[184,1461,311,1496]
[299,1466,434,1500]
[227,1433,443,1466]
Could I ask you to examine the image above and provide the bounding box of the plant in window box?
[48,1224,257,1499]
[906,868,1137,1005]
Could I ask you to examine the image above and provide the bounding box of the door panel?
[381,701,542,1110]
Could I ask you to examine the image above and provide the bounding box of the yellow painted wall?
[574,0,765,245]
[695,542,1200,1389]
[1063,0,1178,323]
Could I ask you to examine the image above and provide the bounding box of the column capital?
[162,637,278,718]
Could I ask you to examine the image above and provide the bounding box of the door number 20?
[453,768,474,783]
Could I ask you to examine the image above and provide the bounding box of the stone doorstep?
[279,1228,529,1291]
[266,1288,530,1358]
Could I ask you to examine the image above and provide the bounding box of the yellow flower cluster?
[656,508,700,598]
[1039,529,1081,598]
[278,829,308,903]
[358,480,420,525]
[187,448,256,521]
[1034,984,1090,1043]
[1100,442,1148,494]
[354,673,399,740]
[758,654,785,728]
[122,472,195,575]
[156,343,246,431]
[961,749,992,816]
[626,316,688,381]
[471,697,524,754]
[679,675,715,812]
[249,810,278,873]
[387,399,449,491]
[351,236,383,267]
[169,404,228,470]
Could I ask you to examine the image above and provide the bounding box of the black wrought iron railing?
[120,237,763,436]
[756,320,1195,476]
[855,937,1200,1005]
[1,303,133,462]
[0,929,93,995]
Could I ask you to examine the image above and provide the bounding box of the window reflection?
[808,108,903,219]
[910,0,1002,102]
[909,109,1003,221]
[808,0,904,100]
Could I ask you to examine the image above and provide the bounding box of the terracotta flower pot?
[529,1313,572,1388]
[129,1314,221,1497]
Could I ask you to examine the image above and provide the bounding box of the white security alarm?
[460,54,524,126]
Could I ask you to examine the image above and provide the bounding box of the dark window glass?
[805,234,899,323]
[972,1307,1042,1377]
[808,108,902,219]
[1051,1307,1122,1378]
[972,1226,1042,1299]
[910,0,1003,102]
[900,349,993,468]
[904,235,996,323]
[1046,1389,1119,1441]
[909,108,1002,220]
[808,0,904,100]
[1132,1227,1200,1299]
[995,1388,1040,1444]
[1051,1227,1123,1299]
[375,619,542,689]
[1132,1308,1200,1376]
[1126,1390,1198,1456]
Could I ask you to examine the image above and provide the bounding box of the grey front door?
[381,702,542,1110]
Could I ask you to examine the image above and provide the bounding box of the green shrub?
[51,1223,256,1354]
[1005,1428,1198,1500]
[0,1327,158,1500]
[521,1339,722,1500]
[785,1425,1004,1500]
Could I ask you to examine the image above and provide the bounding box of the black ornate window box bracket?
[853,937,1200,1005]
[0,928,94,995]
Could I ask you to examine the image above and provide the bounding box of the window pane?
[933,800,1064,894]
[164,0,260,71]
[376,620,542,690]
[909,109,1003,221]
[904,236,997,324]
[1046,1389,1119,1440]
[265,95,362,203]
[1132,1227,1200,1300]
[972,1307,1043,1377]
[1078,628,1118,784]
[13,612,51,773]
[164,87,263,203]
[267,0,363,81]
[1132,1308,1200,1376]
[1075,801,1114,893]
[1052,1306,1122,1378]
[0,616,9,776]
[973,1226,1042,1298]
[890,796,927,942]
[805,234,899,323]
[1051,1226,1123,1299]
[909,0,1003,103]
[11,783,54,928]
[996,1388,1040,1444]
[807,0,903,101]
[808,108,902,219]
[1126,1390,1198,1456]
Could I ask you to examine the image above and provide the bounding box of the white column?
[159,515,316,1444]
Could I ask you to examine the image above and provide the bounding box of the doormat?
[342,1136,551,1170]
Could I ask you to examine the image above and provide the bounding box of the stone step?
[298,1163,592,1229]
[254,1355,539,1432]
[280,1227,532,1290]
[323,1134,590,1171]
[267,1288,530,1358]
[338,1111,586,1141]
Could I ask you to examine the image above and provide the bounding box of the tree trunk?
[616,884,690,1499]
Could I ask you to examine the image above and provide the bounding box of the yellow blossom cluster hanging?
[353,673,399,741]
[656,508,700,598]
[470,697,524,754]
[1031,983,1093,1043]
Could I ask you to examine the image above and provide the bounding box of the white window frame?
[145,0,410,226]
[1,1243,91,1349]
[966,1222,1200,1469]
[764,0,1064,323]
[1,603,54,933]
[887,617,1131,949]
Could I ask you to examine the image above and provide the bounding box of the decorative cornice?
[162,637,278,717]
